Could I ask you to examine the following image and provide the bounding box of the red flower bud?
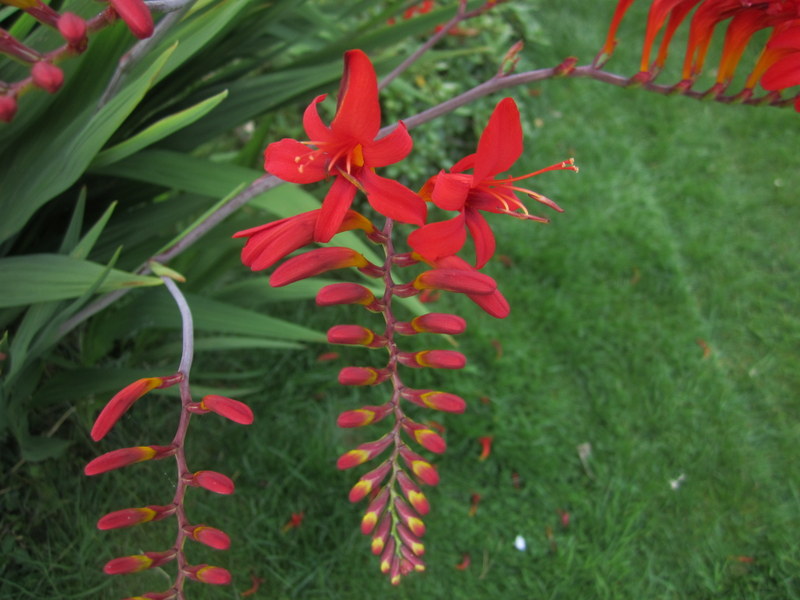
[395,313,466,335]
[31,61,63,93]
[327,324,385,347]
[85,445,174,476]
[336,434,393,469]
[360,487,390,534]
[109,0,154,39]
[396,471,430,515]
[379,537,396,574]
[316,283,378,308]
[185,525,231,550]
[184,564,232,585]
[409,269,496,295]
[394,496,426,537]
[400,545,426,572]
[397,350,466,369]
[58,12,87,48]
[337,403,392,428]
[401,420,446,454]
[401,388,466,413]
[0,95,18,122]
[97,504,175,530]
[349,460,392,502]
[270,247,380,287]
[396,523,425,556]
[199,395,254,425]
[399,447,439,486]
[188,470,235,495]
[337,366,389,386]
[104,550,174,575]
[370,512,391,555]
[91,375,182,441]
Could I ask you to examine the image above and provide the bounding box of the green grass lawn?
[2,3,799,599]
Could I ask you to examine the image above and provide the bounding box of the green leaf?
[0,43,178,244]
[90,90,230,168]
[58,189,87,254]
[0,254,162,308]
[19,435,72,463]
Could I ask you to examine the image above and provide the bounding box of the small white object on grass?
[669,473,686,490]
[514,534,526,551]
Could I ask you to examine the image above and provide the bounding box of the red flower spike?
[401,420,447,454]
[109,0,154,39]
[327,324,386,348]
[199,395,254,425]
[235,209,378,271]
[349,460,392,502]
[263,50,424,241]
[379,537,396,574]
[361,487,390,534]
[30,61,63,93]
[85,445,174,475]
[185,525,231,550]
[478,436,494,461]
[316,282,377,308]
[184,564,232,586]
[394,496,426,536]
[97,504,175,530]
[188,470,235,495]
[57,13,87,48]
[336,434,393,469]
[396,470,430,515]
[91,374,182,441]
[397,350,466,370]
[269,247,380,287]
[371,513,392,554]
[399,447,439,486]
[0,95,18,123]
[397,313,466,335]
[401,388,467,413]
[104,550,174,575]
[338,366,389,386]
[396,523,425,556]
[406,268,497,295]
[338,403,392,429]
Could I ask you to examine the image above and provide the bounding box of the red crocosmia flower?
[761,25,800,110]
[409,97,576,268]
[264,49,425,242]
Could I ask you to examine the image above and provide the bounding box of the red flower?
[264,49,426,241]
[409,98,576,268]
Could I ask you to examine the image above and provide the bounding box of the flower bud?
[85,445,174,476]
[394,496,426,537]
[0,95,18,122]
[400,545,426,572]
[401,420,446,454]
[370,512,391,554]
[337,403,392,428]
[401,389,466,413]
[379,537,396,574]
[409,269,496,295]
[316,283,378,308]
[338,366,389,386]
[395,313,466,335]
[349,460,392,502]
[399,447,439,486]
[336,434,393,470]
[103,550,174,575]
[396,470,430,515]
[31,61,63,93]
[184,564,232,585]
[97,504,175,530]
[91,374,182,441]
[396,523,425,556]
[187,470,235,495]
[58,12,87,48]
[185,525,231,550]
[198,395,254,425]
[360,487,390,534]
[270,247,380,287]
[397,350,466,370]
[327,324,386,347]
[109,0,154,39]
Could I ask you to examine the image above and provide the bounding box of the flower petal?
[264,139,327,184]
[431,172,472,211]
[363,122,413,167]
[473,98,523,182]
[303,95,332,141]
[407,214,466,263]
[464,208,496,269]
[332,49,380,141]
[761,52,800,91]
[316,176,358,242]
[360,169,426,225]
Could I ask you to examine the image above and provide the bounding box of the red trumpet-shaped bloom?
[409,98,576,268]
[264,49,426,241]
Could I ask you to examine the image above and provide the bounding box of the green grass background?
[2,2,799,599]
